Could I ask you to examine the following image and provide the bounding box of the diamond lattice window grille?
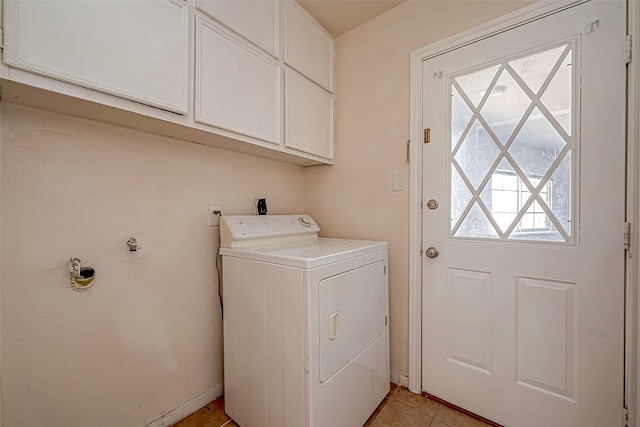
[448,42,575,243]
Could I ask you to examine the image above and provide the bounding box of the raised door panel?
[3,0,189,114]
[195,17,280,145]
[196,0,279,58]
[284,1,333,92]
[285,70,333,160]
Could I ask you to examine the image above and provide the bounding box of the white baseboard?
[147,383,224,427]
[390,370,409,388]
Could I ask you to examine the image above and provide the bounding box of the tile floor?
[172,385,496,427]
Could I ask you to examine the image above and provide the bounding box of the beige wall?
[0,105,306,426]
[1,7,5,427]
[304,0,531,382]
[0,102,3,427]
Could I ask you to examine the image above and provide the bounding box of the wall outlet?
[208,205,221,227]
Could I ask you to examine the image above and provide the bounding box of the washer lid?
[220,238,387,268]
[220,214,319,248]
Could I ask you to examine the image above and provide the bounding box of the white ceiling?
[296,0,406,37]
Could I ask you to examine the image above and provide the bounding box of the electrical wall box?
[208,205,221,227]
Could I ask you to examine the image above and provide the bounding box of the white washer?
[220,215,389,427]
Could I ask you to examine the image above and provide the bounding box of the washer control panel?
[221,215,319,248]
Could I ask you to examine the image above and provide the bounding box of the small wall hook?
[127,237,141,251]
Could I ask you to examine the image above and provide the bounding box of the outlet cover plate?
[208,204,221,227]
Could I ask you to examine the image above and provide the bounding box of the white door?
[421,2,627,426]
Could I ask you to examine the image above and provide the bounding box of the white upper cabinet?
[195,16,280,145]
[1,0,334,165]
[3,0,189,114]
[283,1,333,92]
[285,69,333,160]
[196,0,280,58]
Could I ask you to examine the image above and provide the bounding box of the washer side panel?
[222,256,305,427]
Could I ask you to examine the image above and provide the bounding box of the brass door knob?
[426,199,439,210]
[425,247,440,258]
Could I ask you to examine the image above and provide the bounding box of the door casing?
[408,1,640,425]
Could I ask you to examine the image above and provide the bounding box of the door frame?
[408,0,639,425]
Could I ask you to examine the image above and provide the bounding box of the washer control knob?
[298,216,311,227]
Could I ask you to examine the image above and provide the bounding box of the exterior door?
[420,2,627,426]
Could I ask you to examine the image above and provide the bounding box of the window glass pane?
[454,201,498,239]
[508,45,565,95]
[549,153,572,235]
[449,43,573,243]
[487,171,518,233]
[451,167,473,230]
[481,69,531,145]
[540,49,572,135]
[451,86,473,149]
[454,64,501,108]
[453,120,499,190]
[508,107,566,181]
[509,207,564,242]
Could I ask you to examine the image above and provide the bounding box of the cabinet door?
[284,70,333,160]
[3,0,189,114]
[284,1,333,92]
[195,17,280,145]
[196,0,279,58]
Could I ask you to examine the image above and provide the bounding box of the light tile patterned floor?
[172,385,497,427]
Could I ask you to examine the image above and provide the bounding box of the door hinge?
[622,405,629,426]
[626,34,632,64]
[406,139,411,163]
[0,28,4,49]
[624,222,631,250]
[384,265,387,275]
[424,128,431,144]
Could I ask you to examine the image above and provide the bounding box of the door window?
[450,42,575,243]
